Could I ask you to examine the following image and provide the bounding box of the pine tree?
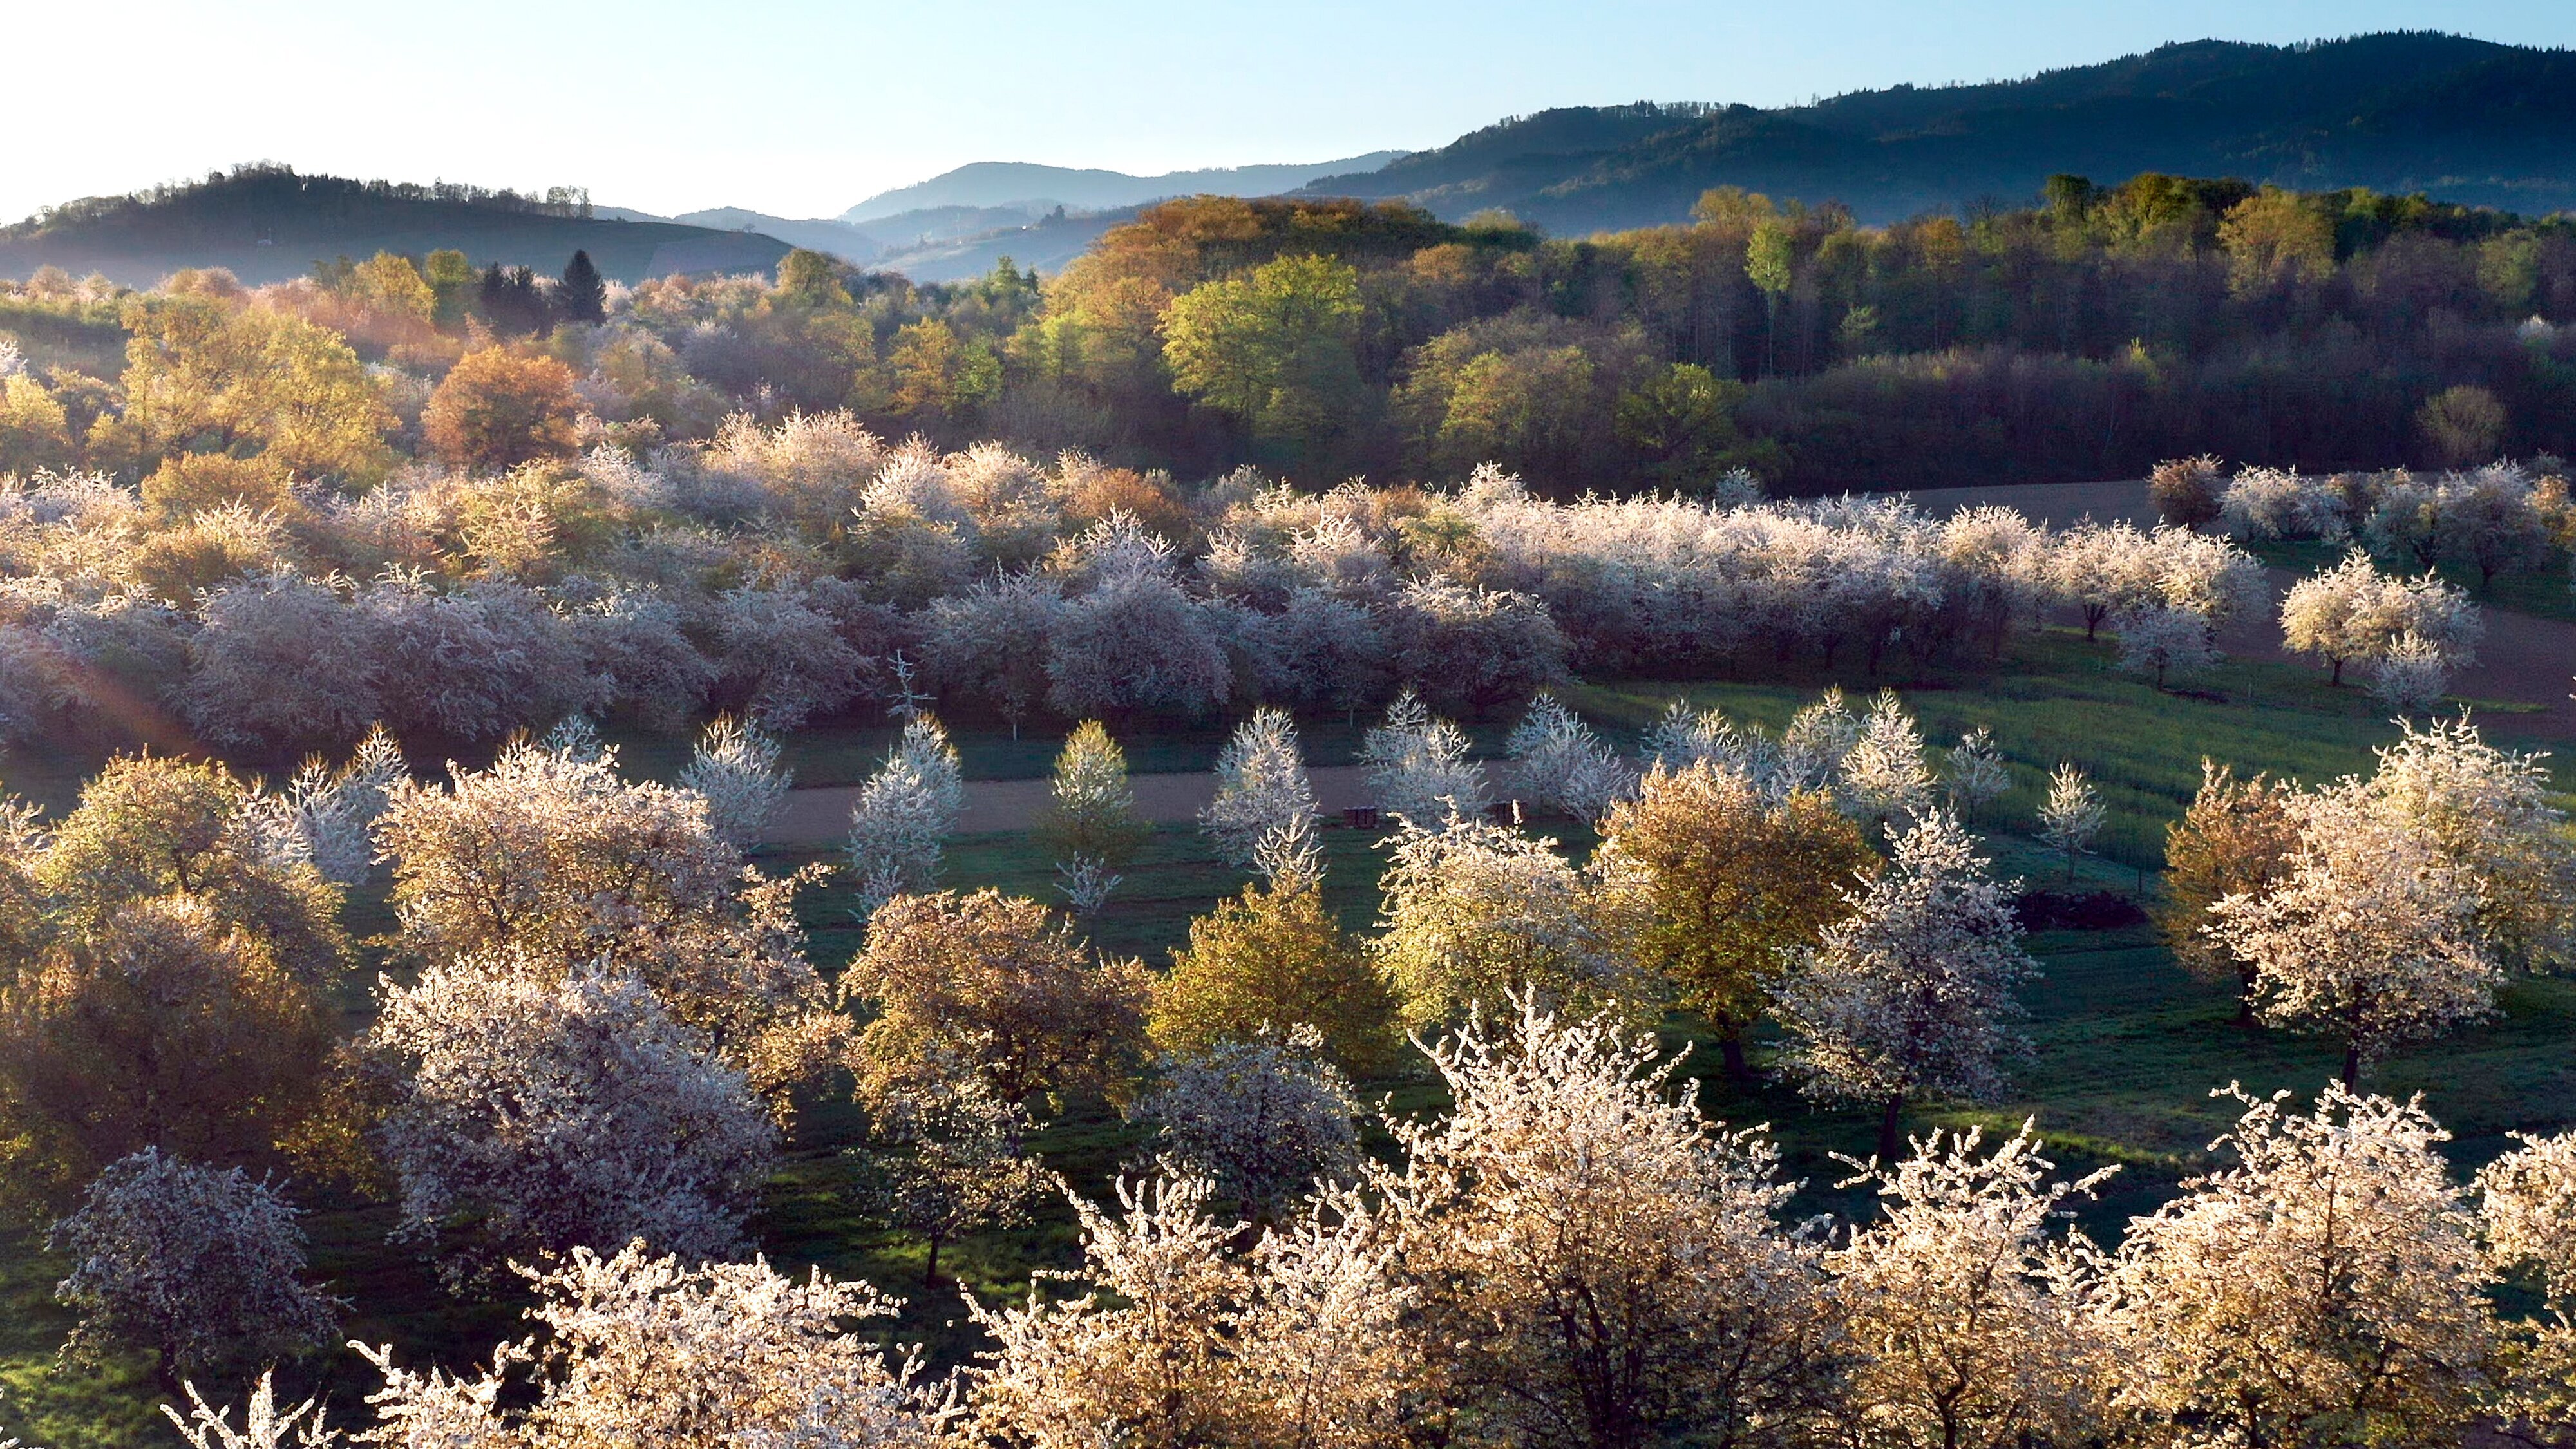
[560,249,607,323]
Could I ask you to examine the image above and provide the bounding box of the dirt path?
[767,764,1379,846]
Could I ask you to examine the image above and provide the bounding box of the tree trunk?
[1719,1032,1754,1085]
[923,1232,943,1289]
[2342,1041,2362,1089]
[2330,657,2344,686]
[1878,1094,1906,1163]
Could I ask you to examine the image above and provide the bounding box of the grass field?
[1,626,2571,1447]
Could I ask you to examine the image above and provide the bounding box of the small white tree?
[2112,603,2220,688]
[2099,1083,2497,1448]
[2035,762,2105,883]
[677,714,790,851]
[1777,686,1859,793]
[1837,689,1934,836]
[1358,689,1488,825]
[1827,1124,2114,1449]
[846,715,964,919]
[48,1149,341,1383]
[366,960,779,1283]
[164,1374,337,1449]
[1130,1027,1361,1223]
[360,1242,953,1446]
[1203,708,1317,867]
[1776,811,2036,1160]
[2358,715,2576,972]
[1943,726,2011,824]
[241,724,408,885]
[2365,630,2452,715]
[1501,693,1633,821]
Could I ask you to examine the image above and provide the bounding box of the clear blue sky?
[12,0,2575,224]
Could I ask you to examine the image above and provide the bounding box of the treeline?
[10,172,2576,494]
[0,165,596,242]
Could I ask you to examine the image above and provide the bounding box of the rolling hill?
[0,166,794,287]
[1296,33,2576,231]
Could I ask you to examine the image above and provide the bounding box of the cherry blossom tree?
[359,1242,954,1446]
[1130,1027,1360,1223]
[2098,1083,2498,1448]
[1942,727,2011,824]
[846,716,965,918]
[48,1148,341,1386]
[2280,552,2481,686]
[676,714,789,851]
[1358,689,1488,825]
[1826,1124,2114,1449]
[855,1059,1048,1286]
[2477,1126,2576,1431]
[1374,817,1651,1030]
[1203,708,1316,867]
[1501,693,1632,820]
[1837,690,1934,838]
[1775,811,2036,1160]
[365,961,779,1283]
[2035,762,2105,883]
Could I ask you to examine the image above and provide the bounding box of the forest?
[0,159,2571,1449]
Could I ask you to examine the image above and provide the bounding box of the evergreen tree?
[560,249,607,324]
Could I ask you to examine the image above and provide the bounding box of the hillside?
[0,166,794,287]
[843,152,1405,222]
[1298,33,2576,231]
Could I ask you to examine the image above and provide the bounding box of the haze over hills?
[1298,33,2576,231]
[2,167,791,288]
[840,153,1406,222]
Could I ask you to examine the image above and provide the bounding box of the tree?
[359,1243,952,1446]
[1151,878,1399,1076]
[2099,1083,2497,1448]
[2356,715,2576,974]
[1613,362,1764,493]
[855,1061,1048,1286]
[48,1149,339,1388]
[0,374,75,475]
[2279,553,2480,686]
[1775,811,2036,1161]
[2148,454,2224,527]
[1203,707,1318,868]
[843,889,1151,1111]
[422,348,582,472]
[1162,254,1363,452]
[1837,690,1933,838]
[558,250,607,324]
[2034,762,2105,882]
[1500,694,1631,821]
[2114,603,2221,688]
[846,717,965,919]
[887,318,1001,422]
[1130,1027,1360,1224]
[375,735,840,1104]
[1358,688,1487,825]
[2417,384,2506,468]
[2219,187,2334,294]
[967,1174,1412,1449]
[2159,762,2302,1021]
[1371,998,1832,1449]
[1594,763,1875,1081]
[365,961,778,1283]
[1745,218,1794,374]
[676,714,790,851]
[2206,782,2500,1084]
[1825,1124,2112,1449]
[1374,817,1651,1030]
[2477,1126,2576,1431]
[102,295,394,484]
[423,248,475,327]
[1942,727,2011,823]
[1033,721,1150,909]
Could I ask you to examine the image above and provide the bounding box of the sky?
[10,0,2575,225]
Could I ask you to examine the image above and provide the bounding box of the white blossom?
[1204,707,1318,867]
[1358,688,1488,825]
[846,716,963,919]
[676,714,790,850]
[1501,692,1634,820]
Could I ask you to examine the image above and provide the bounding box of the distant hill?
[844,153,1405,222]
[1297,33,2576,231]
[0,166,794,287]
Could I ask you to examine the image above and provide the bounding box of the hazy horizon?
[11,0,2576,226]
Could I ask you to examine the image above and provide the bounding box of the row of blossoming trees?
[3,650,2570,1446]
[0,408,2537,755]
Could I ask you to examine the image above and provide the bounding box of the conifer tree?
[560,249,607,323]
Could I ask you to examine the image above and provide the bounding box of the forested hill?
[0,166,793,287]
[1300,33,2576,231]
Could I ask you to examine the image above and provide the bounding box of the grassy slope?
[4,629,2573,1445]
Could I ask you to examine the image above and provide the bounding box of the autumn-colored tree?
[349,252,435,323]
[1162,253,1363,453]
[2160,762,2302,1021]
[843,889,1152,1111]
[886,318,1000,422]
[1595,763,1875,1081]
[99,293,394,484]
[1151,880,1399,1076]
[0,373,75,474]
[139,450,296,522]
[422,347,582,471]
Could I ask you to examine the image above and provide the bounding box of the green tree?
[1744,218,1794,374]
[886,318,1000,423]
[424,249,476,327]
[560,249,607,324]
[1161,252,1363,459]
[1614,362,1770,492]
[1150,880,1397,1075]
[777,249,855,307]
